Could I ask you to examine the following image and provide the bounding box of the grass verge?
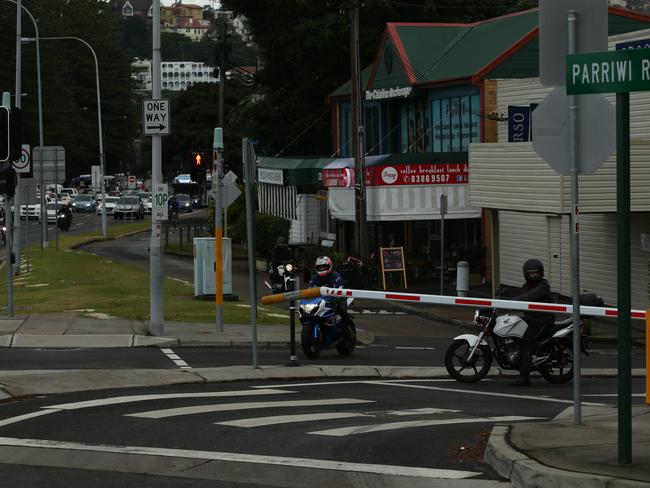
[0,225,287,324]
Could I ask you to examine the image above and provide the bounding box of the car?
[61,187,79,198]
[173,174,192,184]
[71,194,97,213]
[97,196,120,215]
[174,193,193,213]
[20,200,41,220]
[143,196,152,214]
[114,196,145,220]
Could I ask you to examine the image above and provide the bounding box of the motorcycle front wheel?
[538,341,574,383]
[445,339,492,383]
[301,324,320,359]
[336,321,356,356]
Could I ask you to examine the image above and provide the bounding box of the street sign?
[539,0,607,86]
[13,144,30,173]
[33,146,65,183]
[127,175,137,189]
[566,48,650,95]
[153,183,168,221]
[532,87,615,174]
[91,165,101,190]
[143,98,170,136]
[208,174,241,208]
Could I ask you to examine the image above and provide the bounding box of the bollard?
[456,260,469,297]
[288,276,300,367]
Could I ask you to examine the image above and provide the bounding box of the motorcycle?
[57,206,72,231]
[445,307,591,384]
[266,261,295,293]
[299,295,356,359]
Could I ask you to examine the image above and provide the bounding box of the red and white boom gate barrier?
[263,287,650,404]
[261,286,647,320]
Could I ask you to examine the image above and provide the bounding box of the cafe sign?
[323,163,468,188]
[257,167,284,185]
[566,48,650,95]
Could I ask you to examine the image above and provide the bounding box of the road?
[0,377,645,487]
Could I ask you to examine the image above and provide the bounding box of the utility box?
[193,237,232,297]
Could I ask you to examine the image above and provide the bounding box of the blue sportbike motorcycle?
[299,296,356,359]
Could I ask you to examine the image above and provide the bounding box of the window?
[364,104,381,156]
[401,100,431,153]
[431,93,480,152]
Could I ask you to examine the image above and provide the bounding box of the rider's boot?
[511,354,532,387]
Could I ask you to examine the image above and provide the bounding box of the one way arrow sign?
[143,98,171,136]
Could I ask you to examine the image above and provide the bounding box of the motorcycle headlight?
[301,303,318,314]
[285,263,293,273]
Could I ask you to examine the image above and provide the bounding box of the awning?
[258,183,297,220]
[257,156,333,189]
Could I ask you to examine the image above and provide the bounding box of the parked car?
[143,196,152,214]
[72,194,97,213]
[175,193,193,213]
[114,196,145,220]
[97,196,120,215]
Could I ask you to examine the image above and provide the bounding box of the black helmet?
[522,258,544,283]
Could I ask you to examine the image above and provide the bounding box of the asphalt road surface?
[1,378,645,487]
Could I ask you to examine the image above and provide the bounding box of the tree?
[221,0,531,156]
[0,0,139,178]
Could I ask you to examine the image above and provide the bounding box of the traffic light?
[0,161,16,197]
[0,106,9,163]
[10,107,21,163]
[190,150,208,183]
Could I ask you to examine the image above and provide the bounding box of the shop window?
[364,104,381,156]
[431,93,480,152]
[338,102,352,157]
[401,100,431,153]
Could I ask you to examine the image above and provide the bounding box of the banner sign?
[508,106,531,142]
[257,167,284,185]
[323,162,468,188]
[365,86,413,101]
[616,39,650,51]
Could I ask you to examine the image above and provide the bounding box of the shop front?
[323,153,481,283]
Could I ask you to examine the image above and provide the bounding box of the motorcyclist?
[269,237,294,291]
[308,256,351,324]
[511,258,554,387]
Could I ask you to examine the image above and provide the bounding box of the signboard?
[365,86,413,101]
[142,98,170,136]
[508,106,532,142]
[539,0,607,86]
[616,39,650,51]
[257,167,283,185]
[13,144,30,173]
[91,165,101,190]
[323,163,468,188]
[153,183,168,221]
[32,146,65,183]
[566,48,650,95]
[379,246,407,290]
[127,175,137,189]
[532,87,615,174]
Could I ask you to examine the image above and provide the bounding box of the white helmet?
[315,256,333,277]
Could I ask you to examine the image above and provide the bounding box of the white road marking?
[582,393,645,397]
[44,389,295,410]
[366,381,606,406]
[127,398,375,419]
[216,411,372,428]
[309,415,546,437]
[0,409,60,428]
[265,313,289,318]
[0,436,479,479]
[160,348,191,369]
[386,408,459,416]
[395,346,436,350]
[250,379,456,389]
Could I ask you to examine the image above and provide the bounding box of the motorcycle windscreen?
[492,315,528,339]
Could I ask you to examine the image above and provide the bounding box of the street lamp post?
[22,35,108,238]
[8,0,47,248]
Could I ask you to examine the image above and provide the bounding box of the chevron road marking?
[308,415,546,437]
[0,436,480,479]
[126,398,376,419]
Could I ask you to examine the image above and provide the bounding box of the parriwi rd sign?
[566,48,650,94]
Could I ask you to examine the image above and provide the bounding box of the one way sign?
[143,98,171,136]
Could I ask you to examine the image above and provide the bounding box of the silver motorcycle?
[445,307,589,383]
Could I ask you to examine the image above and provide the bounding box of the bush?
[231,209,290,258]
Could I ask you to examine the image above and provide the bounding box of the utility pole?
[12,0,22,276]
[149,0,164,335]
[217,22,228,128]
[350,2,367,261]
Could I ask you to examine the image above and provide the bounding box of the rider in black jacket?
[511,258,554,387]
[309,256,351,324]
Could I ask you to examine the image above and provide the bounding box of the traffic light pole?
[214,128,224,333]
[12,0,22,277]
[2,92,14,318]
[148,0,164,335]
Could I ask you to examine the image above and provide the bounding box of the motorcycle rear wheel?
[445,339,492,383]
[538,341,574,383]
[301,324,320,359]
